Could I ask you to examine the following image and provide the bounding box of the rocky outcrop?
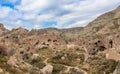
[0,44,8,56]
[0,23,8,36]
[7,55,19,67]
[106,48,120,61]
[0,68,4,74]
[113,61,120,74]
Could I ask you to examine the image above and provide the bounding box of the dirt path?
[42,55,88,74]
[43,58,49,65]
[63,65,88,74]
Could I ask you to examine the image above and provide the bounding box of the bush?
[52,64,66,74]
[33,61,45,69]
[6,67,23,74]
[30,68,40,74]
[50,52,85,66]
[0,57,7,62]
[69,68,84,74]
[30,57,45,69]
[87,57,117,74]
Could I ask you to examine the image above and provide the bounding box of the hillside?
[0,6,120,74]
[80,6,120,36]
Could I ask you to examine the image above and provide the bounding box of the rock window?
[48,39,51,42]
[53,40,57,42]
[20,51,24,54]
[109,40,113,48]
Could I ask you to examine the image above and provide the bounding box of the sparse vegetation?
[69,68,84,74]
[50,50,85,66]
[87,56,117,74]
[52,64,66,74]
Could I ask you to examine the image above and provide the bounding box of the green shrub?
[52,64,66,74]
[0,57,7,62]
[50,52,85,66]
[6,67,23,74]
[30,57,45,69]
[33,61,45,69]
[87,57,117,74]
[69,68,84,74]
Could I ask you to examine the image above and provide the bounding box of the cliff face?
[78,6,120,53]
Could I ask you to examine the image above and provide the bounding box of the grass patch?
[52,64,66,74]
[49,51,85,66]
[87,56,117,74]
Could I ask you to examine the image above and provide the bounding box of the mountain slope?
[79,6,120,36]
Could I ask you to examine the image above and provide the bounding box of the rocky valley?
[0,6,120,74]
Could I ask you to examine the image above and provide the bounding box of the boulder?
[40,64,53,74]
[7,55,18,67]
[0,68,4,74]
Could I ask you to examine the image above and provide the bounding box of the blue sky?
[0,0,120,30]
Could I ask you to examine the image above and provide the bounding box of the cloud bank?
[0,0,120,30]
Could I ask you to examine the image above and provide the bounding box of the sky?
[0,0,120,30]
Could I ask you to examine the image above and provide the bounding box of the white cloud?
[0,6,12,19]
[16,0,58,13]
[0,0,120,30]
[66,20,91,28]
[9,0,18,3]
[54,0,120,28]
[33,24,40,29]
